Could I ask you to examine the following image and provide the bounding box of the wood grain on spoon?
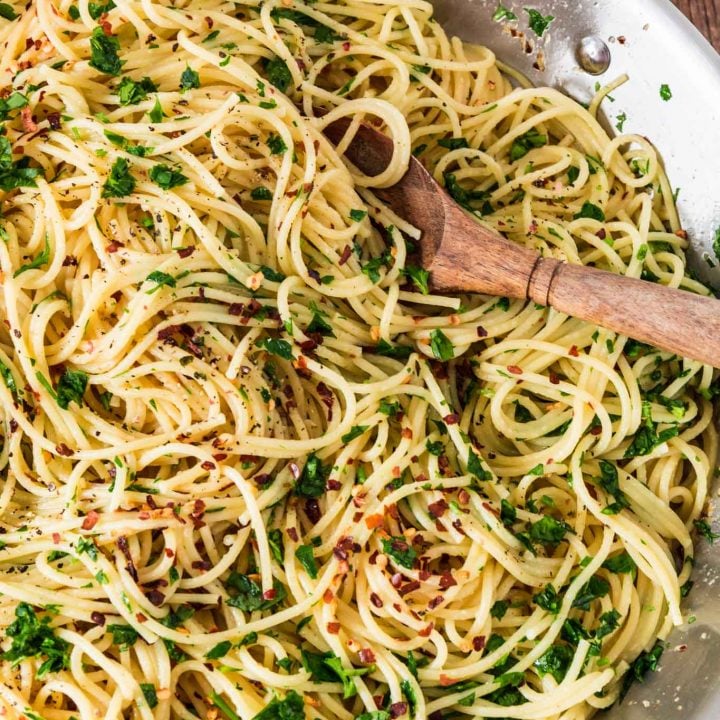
[323,118,720,369]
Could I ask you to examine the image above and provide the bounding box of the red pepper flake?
[443,413,460,425]
[358,648,376,664]
[476,326,488,338]
[392,466,401,478]
[507,365,523,375]
[439,675,456,687]
[339,245,352,266]
[439,571,456,590]
[390,702,408,718]
[370,592,384,608]
[418,622,434,637]
[569,345,580,357]
[287,527,299,542]
[549,371,561,385]
[590,425,602,436]
[401,427,413,439]
[391,573,403,588]
[99,18,112,35]
[327,622,341,634]
[20,107,38,133]
[457,489,470,505]
[323,589,334,603]
[146,589,165,606]
[368,550,378,565]
[472,635,486,652]
[106,241,122,253]
[365,514,384,530]
[212,453,227,462]
[82,510,99,531]
[428,499,448,518]
[428,595,444,609]
[399,581,421,597]
[164,548,174,558]
[373,696,385,710]
[326,479,341,491]
[52,532,61,544]
[55,443,73,457]
[596,228,607,240]
[201,461,215,471]
[136,613,148,623]
[676,229,688,240]
[47,112,62,130]
[342,41,351,51]
[228,303,244,316]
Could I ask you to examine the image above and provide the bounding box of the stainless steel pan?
[429,1,720,717]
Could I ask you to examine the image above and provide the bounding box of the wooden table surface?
[674,0,720,50]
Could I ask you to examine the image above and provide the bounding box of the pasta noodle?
[0,1,717,719]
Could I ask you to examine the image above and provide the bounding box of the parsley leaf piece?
[602,551,636,574]
[265,56,292,92]
[108,623,138,648]
[525,8,554,37]
[376,339,412,359]
[342,425,368,444]
[429,329,454,360]
[381,536,417,569]
[148,96,165,123]
[529,516,569,545]
[349,208,367,222]
[0,361,18,398]
[295,453,329,498]
[206,641,232,659]
[0,91,28,121]
[267,133,288,156]
[56,369,88,410]
[438,137,469,150]
[89,26,123,76]
[0,136,42,191]
[306,302,335,336]
[510,128,547,161]
[149,164,189,190]
[117,76,157,105]
[258,337,293,360]
[467,448,492,481]
[620,641,664,700]
[694,519,720,544]
[493,5,517,21]
[249,690,304,720]
[660,84,672,101]
[490,600,509,619]
[402,265,430,294]
[572,575,610,610]
[251,186,273,201]
[533,584,561,613]
[0,603,70,678]
[225,572,286,612]
[574,201,605,221]
[102,157,135,198]
[145,270,176,293]
[140,683,158,709]
[179,65,200,91]
[534,644,573,683]
[294,544,318,578]
[14,234,50,277]
[361,251,392,283]
[0,3,18,19]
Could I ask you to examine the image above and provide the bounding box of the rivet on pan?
[577,36,611,75]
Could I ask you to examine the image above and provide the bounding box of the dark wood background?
[674,0,720,50]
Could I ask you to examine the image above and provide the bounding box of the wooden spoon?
[323,118,720,369]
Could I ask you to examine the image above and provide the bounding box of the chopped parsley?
[349,208,367,222]
[402,265,430,294]
[574,201,605,222]
[533,584,561,613]
[438,137,469,150]
[89,26,123,76]
[206,641,232,659]
[0,3,18,19]
[179,65,200,91]
[251,186,273,201]
[149,164,189,190]
[295,453,329,498]
[248,690,304,720]
[225,572,286,612]
[534,644,573,683]
[342,425,368,443]
[620,641,664,700]
[0,136,42,191]
[381,536,417,569]
[56,369,88,410]
[14,234,50,277]
[467,448,492,482]
[258,337,293,360]
[525,8,554,37]
[429,329,454,360]
[624,400,679,457]
[148,97,165,123]
[265,56,292,92]
[528,516,569,545]
[510,128,547,161]
[572,575,610,610]
[1,603,70,678]
[140,684,158,709]
[660,84,672,101]
[376,340,412,359]
[694,519,720,544]
[493,5,517,22]
[295,545,318,578]
[145,270,177,293]
[102,157,135,198]
[267,133,288,156]
[301,652,372,699]
[602,551,636,574]
[117,76,157,105]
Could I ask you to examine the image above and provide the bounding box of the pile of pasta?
[0,1,716,719]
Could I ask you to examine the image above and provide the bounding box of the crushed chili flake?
[287,527,299,542]
[389,702,408,718]
[472,635,486,652]
[507,365,523,375]
[428,499,448,518]
[327,622,341,634]
[339,245,352,265]
[263,589,277,601]
[365,514,384,530]
[569,345,580,357]
[443,413,460,425]
[428,595,444,610]
[370,592,384,608]
[82,510,99,530]
[418,622,434,637]
[399,581,421,596]
[323,589,334,603]
[476,326,488,338]
[55,443,73,457]
[439,571,457,590]
[401,427,413,439]
[549,371,561,385]
[358,648,376,664]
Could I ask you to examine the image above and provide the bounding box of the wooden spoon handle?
[529,258,720,367]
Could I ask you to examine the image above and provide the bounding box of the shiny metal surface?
[429,1,720,717]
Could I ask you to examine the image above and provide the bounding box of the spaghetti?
[0,1,717,719]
